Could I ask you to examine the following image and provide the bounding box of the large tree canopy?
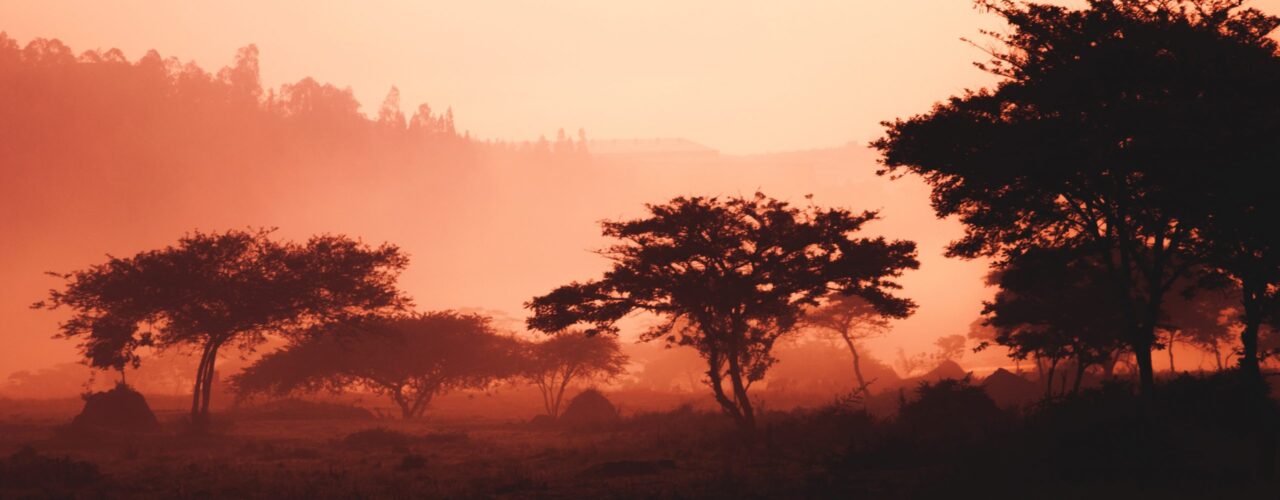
[526,192,918,431]
[233,311,522,419]
[873,0,1280,394]
[36,228,410,427]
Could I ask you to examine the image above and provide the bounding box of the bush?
[895,377,1007,446]
[398,453,427,471]
[762,396,878,461]
[341,427,415,449]
[0,446,100,490]
[1015,372,1276,481]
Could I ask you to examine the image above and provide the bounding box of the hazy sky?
[2,0,1054,154]
[4,0,1279,383]
[8,0,1279,153]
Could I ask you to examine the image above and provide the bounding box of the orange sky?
[10,0,1278,152]
[3,0,1277,384]
[0,0,1036,154]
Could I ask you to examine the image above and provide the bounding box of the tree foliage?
[982,247,1129,397]
[874,0,1280,394]
[233,312,520,419]
[526,192,918,431]
[35,229,409,426]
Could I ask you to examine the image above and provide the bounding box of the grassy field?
[0,401,863,499]
[3,377,1278,499]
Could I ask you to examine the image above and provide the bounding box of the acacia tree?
[35,229,409,427]
[522,330,628,418]
[801,294,910,395]
[874,0,1280,395]
[526,193,918,432]
[233,312,521,419]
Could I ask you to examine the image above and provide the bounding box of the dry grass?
[0,402,844,499]
[3,377,1278,499]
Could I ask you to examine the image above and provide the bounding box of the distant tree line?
[0,33,591,195]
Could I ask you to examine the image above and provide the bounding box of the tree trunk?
[1129,309,1158,396]
[553,373,573,418]
[409,392,433,418]
[1240,280,1264,379]
[200,351,217,418]
[1134,341,1155,396]
[1166,331,1177,374]
[1105,240,1159,397]
[1044,357,1058,401]
[190,343,216,430]
[1241,317,1262,376]
[536,381,555,418]
[841,334,869,395]
[1057,360,1071,397]
[1071,357,1087,395]
[707,355,744,424]
[725,355,756,434]
[190,359,204,422]
[392,390,414,419]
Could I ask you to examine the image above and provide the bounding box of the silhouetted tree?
[217,44,263,104]
[982,248,1128,397]
[526,193,919,432]
[577,128,589,155]
[521,330,628,418]
[1199,177,1280,377]
[874,0,1280,395]
[801,294,910,394]
[894,348,931,379]
[35,229,409,428]
[233,312,520,419]
[1163,282,1243,371]
[1263,318,1280,366]
[378,86,407,131]
[893,335,971,381]
[933,335,967,362]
